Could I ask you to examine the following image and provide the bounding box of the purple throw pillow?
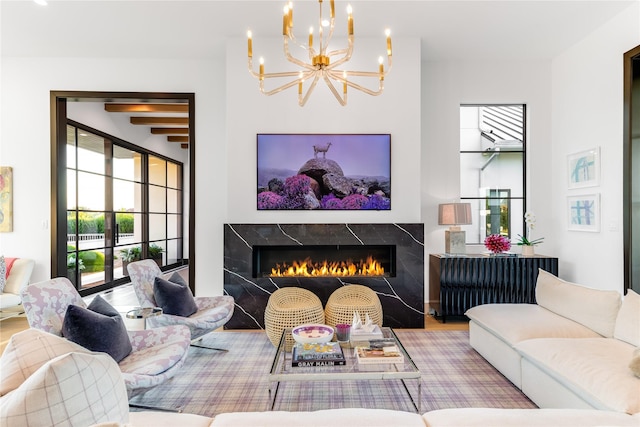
[153,274,198,317]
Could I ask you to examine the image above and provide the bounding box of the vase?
[521,246,535,257]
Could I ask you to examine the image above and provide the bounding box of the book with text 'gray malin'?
[291,342,346,367]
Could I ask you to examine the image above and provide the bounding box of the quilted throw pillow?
[62,295,132,362]
[154,272,198,317]
[0,328,91,397]
[0,255,5,293]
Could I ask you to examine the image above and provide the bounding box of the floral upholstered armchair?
[126,260,234,350]
[20,277,191,398]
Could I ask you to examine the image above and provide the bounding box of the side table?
[126,307,163,329]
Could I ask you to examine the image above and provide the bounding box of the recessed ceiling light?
[34,0,48,5]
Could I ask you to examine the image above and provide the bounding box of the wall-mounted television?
[257,134,391,210]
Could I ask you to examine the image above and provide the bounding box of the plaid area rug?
[129,330,535,416]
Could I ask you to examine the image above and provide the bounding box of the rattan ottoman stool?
[264,287,325,351]
[324,284,383,328]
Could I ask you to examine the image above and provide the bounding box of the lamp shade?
[438,203,472,226]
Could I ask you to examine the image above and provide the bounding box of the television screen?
[257,134,391,210]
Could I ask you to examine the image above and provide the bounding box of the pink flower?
[484,234,511,253]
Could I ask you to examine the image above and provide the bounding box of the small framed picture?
[567,194,600,232]
[567,147,600,189]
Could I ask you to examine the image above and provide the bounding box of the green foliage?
[149,244,164,259]
[78,251,105,273]
[67,253,85,271]
[116,213,135,234]
[120,247,141,262]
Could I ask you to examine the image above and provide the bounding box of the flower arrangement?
[484,234,511,254]
[516,211,544,246]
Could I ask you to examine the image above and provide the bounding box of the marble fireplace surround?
[223,223,424,329]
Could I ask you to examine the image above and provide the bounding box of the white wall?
[421,60,553,259]
[225,37,422,224]
[550,2,640,290]
[0,57,226,295]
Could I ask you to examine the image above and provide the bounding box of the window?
[65,122,184,293]
[459,105,526,244]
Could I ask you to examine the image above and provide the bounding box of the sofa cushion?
[0,328,91,396]
[422,408,640,427]
[128,411,214,427]
[0,255,5,292]
[614,289,640,347]
[0,352,129,426]
[630,347,640,378]
[466,304,601,346]
[154,274,198,317]
[3,258,34,296]
[62,295,132,362]
[535,269,621,337]
[211,408,426,427]
[515,337,640,414]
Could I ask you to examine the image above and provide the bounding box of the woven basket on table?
[324,284,383,328]
[264,287,325,351]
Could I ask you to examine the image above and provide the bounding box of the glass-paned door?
[66,123,183,292]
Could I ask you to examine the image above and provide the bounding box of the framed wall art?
[0,166,13,233]
[567,193,600,232]
[257,134,391,210]
[567,147,600,189]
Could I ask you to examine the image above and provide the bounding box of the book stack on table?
[291,342,346,367]
[354,338,405,365]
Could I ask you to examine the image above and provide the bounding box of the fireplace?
[224,223,424,329]
[252,245,396,278]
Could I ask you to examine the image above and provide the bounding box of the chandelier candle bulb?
[247,31,252,57]
[347,5,353,35]
[379,57,384,79]
[386,29,392,56]
[283,6,289,35]
[309,27,313,49]
[330,0,335,18]
[259,58,264,80]
[288,2,293,28]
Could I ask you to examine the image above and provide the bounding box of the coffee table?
[268,327,421,412]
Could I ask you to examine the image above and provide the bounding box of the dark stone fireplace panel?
[223,223,424,329]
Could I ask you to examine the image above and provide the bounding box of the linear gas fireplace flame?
[253,245,395,278]
[271,255,384,277]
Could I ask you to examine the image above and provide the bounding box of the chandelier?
[247,0,392,107]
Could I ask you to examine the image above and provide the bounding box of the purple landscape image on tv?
[257,134,391,210]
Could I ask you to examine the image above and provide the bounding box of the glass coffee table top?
[268,326,421,412]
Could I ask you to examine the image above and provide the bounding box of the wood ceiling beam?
[104,103,188,113]
[151,127,189,135]
[130,117,189,125]
[168,136,189,143]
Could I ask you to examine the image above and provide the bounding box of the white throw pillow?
[614,289,640,347]
[535,269,621,337]
[0,328,91,396]
[0,352,129,426]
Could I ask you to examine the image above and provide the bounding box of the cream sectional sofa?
[3,329,639,426]
[466,269,640,414]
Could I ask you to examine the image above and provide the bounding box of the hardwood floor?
[0,284,468,353]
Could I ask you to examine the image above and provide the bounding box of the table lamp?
[438,203,472,254]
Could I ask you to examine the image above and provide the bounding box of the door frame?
[50,91,196,294]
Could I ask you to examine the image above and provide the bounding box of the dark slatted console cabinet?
[429,253,559,322]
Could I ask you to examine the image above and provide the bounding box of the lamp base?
[445,230,466,254]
